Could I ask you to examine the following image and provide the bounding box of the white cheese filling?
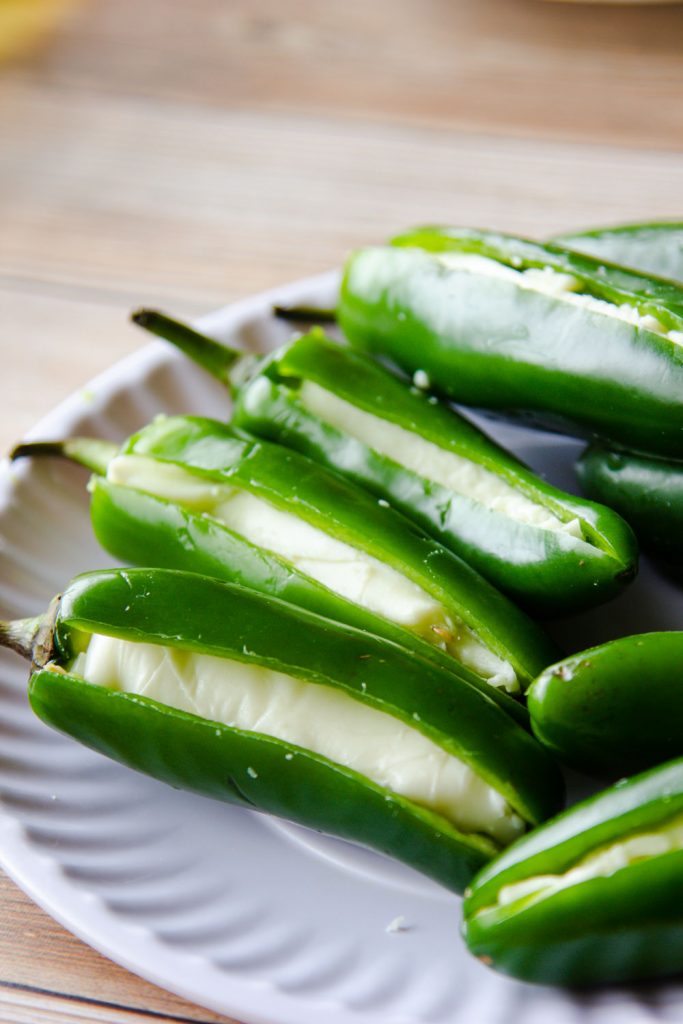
[106,455,518,692]
[495,811,683,909]
[298,381,583,540]
[72,634,525,845]
[438,252,682,344]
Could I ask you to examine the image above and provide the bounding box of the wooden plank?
[0,874,235,1022]
[1,81,682,452]
[0,984,225,1024]
[13,0,683,149]
[1,80,682,301]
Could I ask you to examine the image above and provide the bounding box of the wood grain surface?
[0,1,682,1022]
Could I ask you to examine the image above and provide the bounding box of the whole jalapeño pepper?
[339,227,683,457]
[131,311,637,617]
[13,415,558,708]
[0,568,565,894]
[463,757,683,984]
[527,633,683,779]
[577,443,683,572]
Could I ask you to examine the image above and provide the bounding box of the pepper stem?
[0,616,45,662]
[273,304,338,324]
[11,438,118,475]
[132,309,245,390]
[0,597,60,668]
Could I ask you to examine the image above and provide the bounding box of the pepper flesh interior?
[70,633,525,845]
[297,381,583,538]
[490,811,683,910]
[106,454,518,692]
[437,253,683,344]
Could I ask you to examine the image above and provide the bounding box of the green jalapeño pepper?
[463,757,683,985]
[338,227,683,457]
[577,443,683,571]
[527,633,683,779]
[131,310,637,617]
[0,568,565,894]
[556,221,683,285]
[13,416,558,709]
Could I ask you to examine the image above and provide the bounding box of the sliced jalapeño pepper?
[527,633,683,779]
[556,221,683,285]
[463,757,683,985]
[12,414,559,708]
[338,227,683,457]
[131,311,637,616]
[0,568,565,894]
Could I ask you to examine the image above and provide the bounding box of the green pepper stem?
[273,304,338,323]
[11,438,118,475]
[131,309,245,389]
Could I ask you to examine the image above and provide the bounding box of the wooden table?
[0,1,682,1020]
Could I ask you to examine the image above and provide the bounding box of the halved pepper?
[463,757,683,985]
[556,221,683,284]
[13,414,559,710]
[338,227,683,457]
[131,311,637,616]
[527,632,683,779]
[0,567,565,894]
[577,443,683,571]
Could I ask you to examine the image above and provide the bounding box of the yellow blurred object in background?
[0,0,78,62]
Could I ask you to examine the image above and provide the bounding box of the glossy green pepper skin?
[556,221,683,284]
[527,633,683,778]
[228,328,637,616]
[577,444,683,571]
[463,758,683,985]
[338,227,683,457]
[2,568,565,894]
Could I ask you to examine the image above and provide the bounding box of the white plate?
[2,272,683,1024]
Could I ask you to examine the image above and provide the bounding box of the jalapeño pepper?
[13,414,558,707]
[0,567,565,894]
[527,633,683,779]
[556,221,683,284]
[338,227,683,457]
[131,311,637,616]
[463,757,683,985]
[576,443,683,571]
